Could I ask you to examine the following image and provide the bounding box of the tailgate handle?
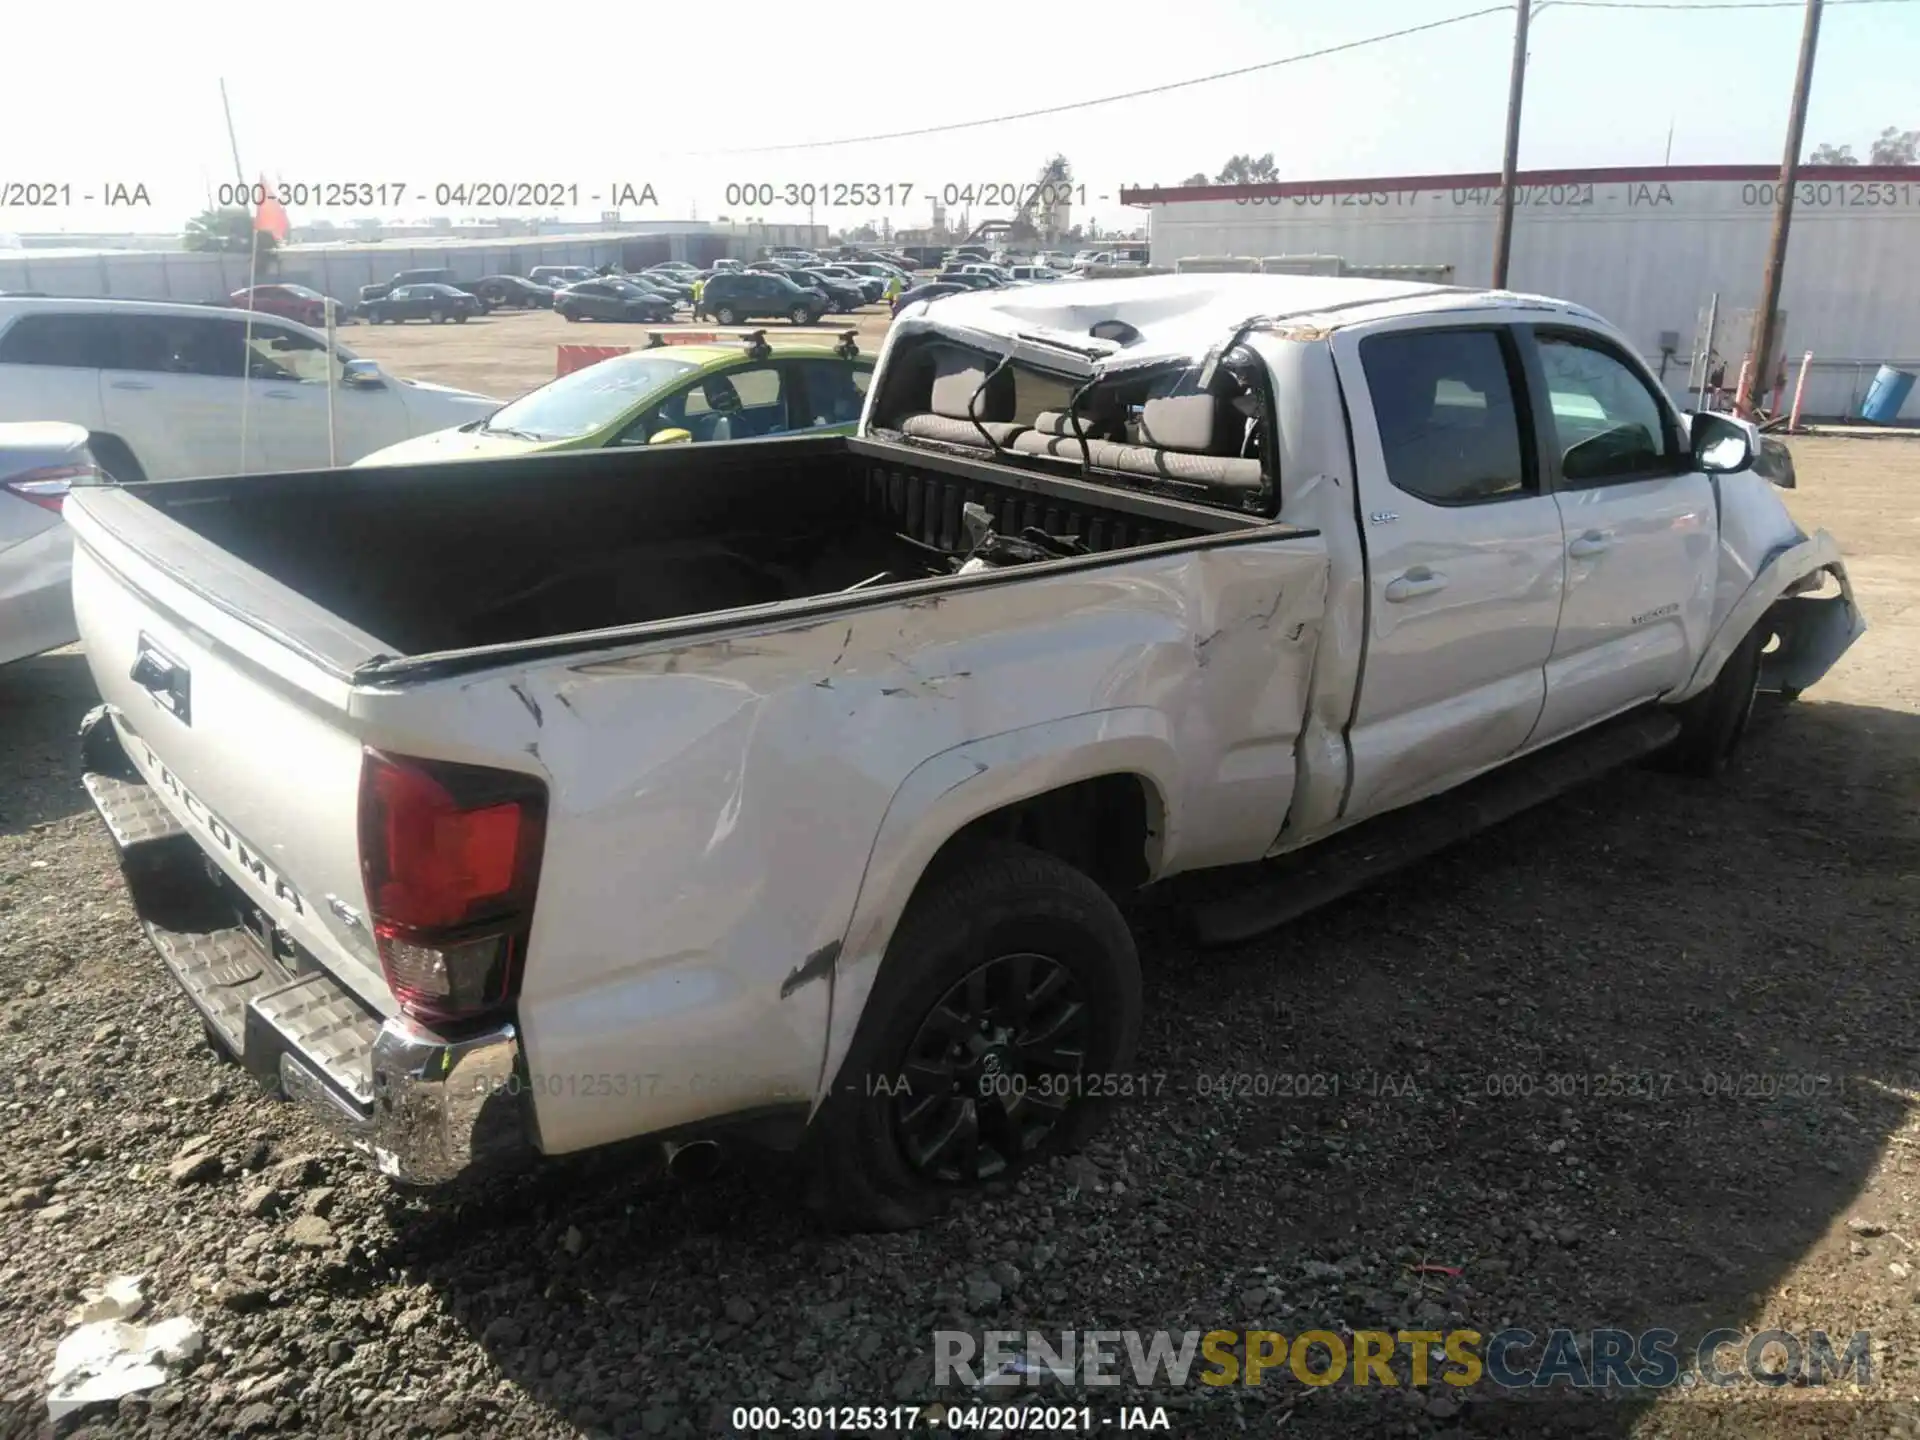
[130,635,191,726]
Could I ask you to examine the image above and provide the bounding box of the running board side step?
[1182,708,1683,947]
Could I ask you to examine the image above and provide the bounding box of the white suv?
[0,298,500,482]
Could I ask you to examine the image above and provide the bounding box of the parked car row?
[213,246,1128,333]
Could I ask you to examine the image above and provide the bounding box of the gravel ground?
[3,436,1919,1440]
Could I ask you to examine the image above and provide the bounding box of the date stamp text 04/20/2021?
[727,1404,1174,1431]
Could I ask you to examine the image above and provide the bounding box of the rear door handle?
[110,379,154,391]
[1568,530,1613,558]
[1384,566,1448,602]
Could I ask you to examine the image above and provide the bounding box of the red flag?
[254,176,289,243]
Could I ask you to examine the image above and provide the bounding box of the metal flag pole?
[219,80,244,185]
[325,302,338,468]
[241,215,261,474]
[221,79,261,474]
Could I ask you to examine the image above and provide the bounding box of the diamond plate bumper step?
[82,769,188,848]
[81,721,381,1119]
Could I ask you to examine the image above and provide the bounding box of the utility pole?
[1490,0,1532,289]
[1742,0,1824,416]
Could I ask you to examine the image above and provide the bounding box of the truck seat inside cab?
[1011,376,1265,491]
[898,348,1031,447]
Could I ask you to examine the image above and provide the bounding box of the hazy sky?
[7,0,1918,234]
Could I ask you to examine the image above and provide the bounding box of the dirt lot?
[340,306,900,403]
[2,434,1918,1439]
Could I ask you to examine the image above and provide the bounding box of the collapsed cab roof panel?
[884,272,1605,381]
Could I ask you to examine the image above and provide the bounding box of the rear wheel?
[802,842,1142,1231]
[563,308,581,322]
[715,305,740,325]
[429,308,446,324]
[791,306,812,325]
[455,313,469,324]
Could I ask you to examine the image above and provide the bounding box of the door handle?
[110,379,153,391]
[1384,566,1448,602]
[1568,530,1613,559]
[262,389,299,400]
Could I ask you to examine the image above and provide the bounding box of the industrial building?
[1123,163,1920,421]
[0,220,829,311]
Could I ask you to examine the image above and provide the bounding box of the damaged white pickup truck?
[66,274,1861,1228]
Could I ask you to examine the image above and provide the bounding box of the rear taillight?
[3,462,98,513]
[357,749,547,1026]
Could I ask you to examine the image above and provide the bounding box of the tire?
[1660,624,1765,777]
[563,308,581,322]
[801,841,1142,1232]
[791,306,812,326]
[86,434,147,485]
[429,308,446,324]
[455,313,469,324]
[715,306,739,325]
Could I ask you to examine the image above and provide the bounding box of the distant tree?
[1215,153,1279,184]
[1870,127,1919,164]
[1180,171,1211,187]
[1808,142,1858,165]
[849,223,879,241]
[183,206,278,259]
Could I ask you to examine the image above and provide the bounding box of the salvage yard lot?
[345,307,901,403]
[1,434,1917,1438]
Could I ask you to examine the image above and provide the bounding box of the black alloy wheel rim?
[892,952,1088,1183]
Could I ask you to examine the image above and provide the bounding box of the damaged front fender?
[1673,529,1864,703]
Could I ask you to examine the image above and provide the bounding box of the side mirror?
[340,359,385,390]
[1687,410,1754,474]
[649,428,692,446]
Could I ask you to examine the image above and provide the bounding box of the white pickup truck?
[66,275,1861,1229]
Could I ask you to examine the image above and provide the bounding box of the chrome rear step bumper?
[80,706,535,1185]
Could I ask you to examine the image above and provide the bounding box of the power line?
[1541,0,1911,9]
[684,7,1514,156]
[682,0,1915,158]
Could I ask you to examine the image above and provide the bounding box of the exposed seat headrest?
[1137,372,1236,454]
[929,347,1015,421]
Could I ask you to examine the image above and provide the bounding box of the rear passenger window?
[0,313,124,368]
[1360,329,1531,504]
[115,316,247,379]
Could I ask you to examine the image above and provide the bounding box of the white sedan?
[0,297,500,482]
[0,422,90,666]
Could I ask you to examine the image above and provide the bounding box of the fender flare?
[1668,529,1864,704]
[809,708,1179,1111]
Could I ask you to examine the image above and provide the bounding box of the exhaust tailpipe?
[662,1139,725,1182]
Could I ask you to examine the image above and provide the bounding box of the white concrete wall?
[1144,173,1920,420]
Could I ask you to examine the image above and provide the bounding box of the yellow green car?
[354,333,873,466]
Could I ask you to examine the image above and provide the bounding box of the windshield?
[482,354,699,441]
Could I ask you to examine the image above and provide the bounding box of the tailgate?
[66,487,396,1015]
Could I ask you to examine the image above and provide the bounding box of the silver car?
[0,421,94,666]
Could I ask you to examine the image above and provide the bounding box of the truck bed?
[85,435,1253,672]
[65,414,1330,1169]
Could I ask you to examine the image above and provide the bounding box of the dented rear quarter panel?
[382,535,1328,1156]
